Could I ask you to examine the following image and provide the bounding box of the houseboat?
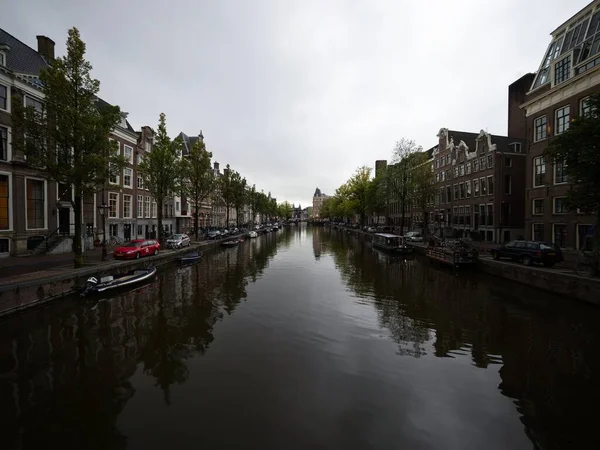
[372,233,414,255]
[426,237,478,268]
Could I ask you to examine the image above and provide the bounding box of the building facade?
[522,0,600,249]
[312,187,330,219]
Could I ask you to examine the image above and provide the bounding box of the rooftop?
[0,28,48,75]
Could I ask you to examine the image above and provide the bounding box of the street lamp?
[98,201,109,261]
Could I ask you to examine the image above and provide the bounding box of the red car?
[113,239,160,260]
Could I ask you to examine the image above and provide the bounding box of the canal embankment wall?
[0,240,224,318]
[334,226,600,306]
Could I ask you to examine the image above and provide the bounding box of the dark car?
[491,240,563,267]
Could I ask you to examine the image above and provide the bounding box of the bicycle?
[109,236,124,246]
[575,250,599,278]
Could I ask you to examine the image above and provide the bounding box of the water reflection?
[313,226,600,449]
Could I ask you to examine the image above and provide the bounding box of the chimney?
[36,35,55,61]
[213,161,219,171]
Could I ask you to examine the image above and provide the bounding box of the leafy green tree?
[346,166,372,226]
[388,138,422,231]
[278,201,293,220]
[247,184,259,224]
[545,93,600,257]
[181,137,214,240]
[137,113,183,241]
[320,197,332,220]
[409,152,437,236]
[366,174,387,225]
[232,173,247,227]
[218,164,236,226]
[11,27,123,268]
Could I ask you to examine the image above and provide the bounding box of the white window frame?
[534,116,547,142]
[109,192,119,219]
[532,223,544,241]
[532,198,544,216]
[487,175,495,195]
[137,174,144,190]
[137,195,143,218]
[145,141,151,153]
[0,171,13,231]
[0,124,11,162]
[145,196,151,218]
[123,194,132,219]
[553,196,567,214]
[533,156,546,188]
[0,82,10,113]
[554,160,568,184]
[123,167,133,188]
[124,145,133,164]
[152,201,157,218]
[580,96,591,117]
[24,176,48,231]
[108,139,120,185]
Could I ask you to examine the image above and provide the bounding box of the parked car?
[405,232,423,242]
[207,230,221,240]
[490,240,563,267]
[165,233,191,249]
[113,239,161,260]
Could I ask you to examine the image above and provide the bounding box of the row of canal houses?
[0,28,258,257]
[380,0,600,250]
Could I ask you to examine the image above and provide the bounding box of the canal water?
[1,225,599,450]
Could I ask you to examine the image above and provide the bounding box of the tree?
[388,138,422,232]
[409,152,437,236]
[366,174,387,225]
[278,201,293,220]
[346,166,372,226]
[181,137,214,240]
[11,27,123,268]
[137,113,183,242]
[320,197,332,220]
[545,93,600,258]
[232,174,247,227]
[218,165,237,226]
[247,184,260,225]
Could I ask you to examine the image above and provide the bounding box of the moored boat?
[372,233,414,255]
[179,251,203,264]
[221,239,240,247]
[426,237,478,268]
[81,266,157,297]
[248,231,258,238]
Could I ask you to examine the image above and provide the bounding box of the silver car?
[166,233,191,248]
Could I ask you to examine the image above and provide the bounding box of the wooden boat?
[221,239,240,247]
[179,251,203,264]
[81,266,157,297]
[248,231,258,238]
[426,237,478,268]
[372,233,414,255]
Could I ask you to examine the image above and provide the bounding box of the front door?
[124,223,131,241]
[59,208,70,235]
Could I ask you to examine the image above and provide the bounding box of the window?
[453,184,459,200]
[554,56,571,85]
[137,195,143,218]
[124,145,133,164]
[487,204,493,226]
[581,97,592,117]
[109,192,119,218]
[440,187,446,204]
[435,159,439,169]
[554,197,567,214]
[145,141,151,153]
[137,225,143,236]
[487,154,494,168]
[0,237,8,254]
[446,155,450,165]
[435,173,439,182]
[488,176,494,195]
[137,153,143,165]
[152,201,157,218]
[465,180,472,198]
[25,96,44,114]
[123,194,132,218]
[446,169,451,180]
[454,167,459,178]
[0,84,7,110]
[440,157,445,167]
[123,168,132,188]
[532,223,544,242]
[474,178,480,197]
[533,199,544,215]
[480,177,487,196]
[0,126,7,161]
[555,106,570,134]
[145,196,151,218]
[508,142,522,153]
[459,182,465,199]
[440,171,445,181]
[137,174,144,189]
[0,174,9,230]
[176,201,180,211]
[473,158,479,172]
[553,224,566,248]
[505,157,512,167]
[465,162,471,175]
[554,160,568,184]
[446,186,451,204]
[504,175,511,194]
[534,116,547,142]
[26,179,45,229]
[0,53,4,66]
[480,157,487,170]
[533,156,545,187]
[459,165,465,176]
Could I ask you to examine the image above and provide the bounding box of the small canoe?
[180,251,203,264]
[221,240,240,247]
[81,266,157,297]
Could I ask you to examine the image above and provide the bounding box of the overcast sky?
[5,0,590,207]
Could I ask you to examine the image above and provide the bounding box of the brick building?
[521,0,600,249]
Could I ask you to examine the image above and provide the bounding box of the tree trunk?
[400,201,406,235]
[422,206,428,237]
[73,188,84,268]
[226,204,230,227]
[193,196,199,241]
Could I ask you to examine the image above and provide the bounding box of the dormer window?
[554,56,571,85]
[0,43,9,67]
[0,53,4,66]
